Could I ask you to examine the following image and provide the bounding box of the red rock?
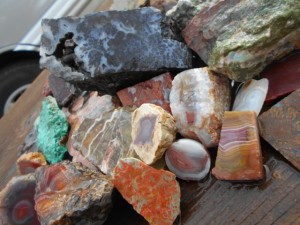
[42,78,52,96]
[259,89,300,171]
[261,52,300,104]
[112,158,180,225]
[117,72,173,113]
[17,152,47,175]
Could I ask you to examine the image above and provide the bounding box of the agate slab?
[212,111,264,181]
[17,152,47,175]
[112,158,180,225]
[259,89,300,171]
[165,139,211,181]
[170,67,231,147]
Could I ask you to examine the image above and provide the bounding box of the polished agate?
[165,139,211,181]
[212,111,264,181]
[233,79,269,115]
[170,68,231,147]
[17,152,47,175]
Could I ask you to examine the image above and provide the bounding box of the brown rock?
[17,152,47,175]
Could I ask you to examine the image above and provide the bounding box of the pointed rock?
[17,152,47,175]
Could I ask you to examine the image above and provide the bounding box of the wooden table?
[0,70,299,225]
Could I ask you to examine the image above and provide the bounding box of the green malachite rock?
[182,0,300,81]
[37,96,69,164]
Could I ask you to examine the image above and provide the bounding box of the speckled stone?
[259,89,300,171]
[40,7,192,94]
[182,0,300,81]
[112,158,180,225]
[17,152,47,175]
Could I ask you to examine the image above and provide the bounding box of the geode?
[40,7,192,94]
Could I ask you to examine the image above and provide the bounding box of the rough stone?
[182,0,300,81]
[130,103,177,164]
[19,124,39,155]
[117,72,173,113]
[40,7,192,94]
[17,152,47,175]
[259,89,300,171]
[37,96,69,164]
[0,174,39,225]
[150,0,178,13]
[112,158,180,225]
[34,161,113,225]
[170,67,231,147]
[212,111,264,181]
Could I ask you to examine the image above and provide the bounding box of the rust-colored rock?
[259,89,300,171]
[17,152,47,175]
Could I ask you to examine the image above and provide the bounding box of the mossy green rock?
[37,96,69,164]
[182,0,300,81]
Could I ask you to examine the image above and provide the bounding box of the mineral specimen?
[112,158,180,225]
[34,161,113,225]
[232,79,269,115]
[37,96,69,164]
[261,52,300,104]
[17,152,47,175]
[259,89,300,171]
[0,174,39,225]
[182,0,300,81]
[117,72,173,113]
[212,111,264,181]
[170,67,231,147]
[150,0,178,13]
[130,103,176,164]
[71,107,136,175]
[40,7,192,94]
[165,138,211,181]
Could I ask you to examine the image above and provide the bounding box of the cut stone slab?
[182,0,300,81]
[170,67,231,147]
[0,174,39,225]
[212,111,264,181]
[112,158,180,225]
[259,89,300,171]
[37,96,69,164]
[40,7,192,94]
[17,152,47,175]
[130,103,177,164]
[34,161,113,225]
[117,72,173,113]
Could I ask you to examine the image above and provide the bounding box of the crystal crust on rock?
[34,161,113,225]
[112,158,180,225]
[40,7,192,94]
[170,67,231,147]
[259,89,300,171]
[130,103,177,164]
[182,0,300,81]
[17,152,47,175]
[212,111,264,181]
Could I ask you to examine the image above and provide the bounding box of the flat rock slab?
[40,7,192,94]
[259,89,300,171]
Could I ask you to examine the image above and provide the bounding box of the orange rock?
[17,152,47,175]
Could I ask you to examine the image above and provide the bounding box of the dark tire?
[0,60,42,116]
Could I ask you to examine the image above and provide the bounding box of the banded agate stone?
[165,139,211,181]
[112,158,180,225]
[212,111,264,181]
[0,174,39,225]
[17,152,47,175]
[170,68,231,147]
[130,103,177,164]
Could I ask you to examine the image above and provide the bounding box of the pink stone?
[117,72,173,113]
[17,152,47,175]
[165,139,211,181]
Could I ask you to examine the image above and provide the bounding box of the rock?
[150,0,178,13]
[17,152,47,175]
[37,96,69,164]
[48,74,76,106]
[40,7,192,94]
[261,52,300,105]
[71,107,136,175]
[109,0,148,10]
[165,138,210,181]
[0,174,39,225]
[34,161,113,225]
[130,103,177,164]
[19,124,39,155]
[182,0,300,81]
[212,111,264,181]
[112,158,180,225]
[232,79,269,115]
[170,67,231,147]
[117,72,173,113]
[42,79,52,96]
[259,89,300,171]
